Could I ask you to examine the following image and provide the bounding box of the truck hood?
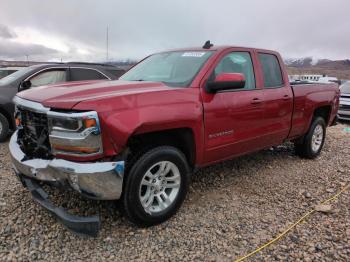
[16,80,174,109]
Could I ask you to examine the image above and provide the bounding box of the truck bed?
[288,82,339,139]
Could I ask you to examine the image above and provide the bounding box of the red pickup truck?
[10,43,340,236]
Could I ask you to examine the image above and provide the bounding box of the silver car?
[338,81,350,121]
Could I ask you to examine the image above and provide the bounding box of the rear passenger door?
[257,53,293,145]
[69,68,110,81]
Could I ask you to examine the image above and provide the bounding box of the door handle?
[282,94,290,100]
[251,98,263,104]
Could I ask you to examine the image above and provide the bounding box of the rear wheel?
[122,146,190,226]
[0,113,9,142]
[294,117,326,159]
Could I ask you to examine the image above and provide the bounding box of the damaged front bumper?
[9,131,125,236]
[17,173,100,236]
[10,131,124,200]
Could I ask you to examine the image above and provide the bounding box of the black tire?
[0,113,9,142]
[294,117,326,159]
[122,146,190,227]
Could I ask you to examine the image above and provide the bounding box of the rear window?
[258,53,284,88]
[70,68,109,81]
[107,69,125,78]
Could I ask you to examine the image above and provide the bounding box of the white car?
[318,76,339,84]
[338,81,350,121]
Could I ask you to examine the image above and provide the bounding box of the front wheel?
[122,146,190,226]
[294,117,326,159]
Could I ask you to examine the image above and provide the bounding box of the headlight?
[48,117,98,132]
[47,111,103,157]
[14,107,22,128]
[49,118,81,132]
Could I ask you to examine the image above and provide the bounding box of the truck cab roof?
[163,45,279,55]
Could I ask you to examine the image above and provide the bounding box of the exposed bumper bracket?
[20,174,100,237]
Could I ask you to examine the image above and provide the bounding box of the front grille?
[339,104,350,111]
[338,113,350,119]
[17,107,52,159]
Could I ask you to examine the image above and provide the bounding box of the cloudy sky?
[0,0,349,62]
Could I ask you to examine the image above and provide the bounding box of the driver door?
[201,50,265,164]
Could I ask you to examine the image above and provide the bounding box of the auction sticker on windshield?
[182,52,206,57]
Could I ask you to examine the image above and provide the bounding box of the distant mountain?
[284,57,350,70]
[285,57,350,80]
[285,57,330,68]
[315,59,350,70]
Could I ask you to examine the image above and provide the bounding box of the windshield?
[120,51,213,87]
[0,70,9,79]
[0,66,39,85]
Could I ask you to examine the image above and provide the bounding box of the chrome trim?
[10,131,124,200]
[13,96,50,113]
[47,111,99,133]
[47,110,100,119]
[23,66,68,82]
[13,96,103,157]
[338,96,350,120]
[23,66,111,82]
[47,110,102,157]
[49,131,103,157]
[338,115,350,120]
[339,97,350,106]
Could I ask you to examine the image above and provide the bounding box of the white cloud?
[13,27,70,53]
[0,0,350,61]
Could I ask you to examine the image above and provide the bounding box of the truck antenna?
[203,40,213,49]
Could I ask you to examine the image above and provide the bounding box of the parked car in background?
[0,62,125,141]
[338,81,350,121]
[318,76,340,84]
[0,67,25,79]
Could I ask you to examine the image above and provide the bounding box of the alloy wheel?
[139,161,181,214]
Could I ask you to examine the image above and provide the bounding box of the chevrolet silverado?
[10,43,340,236]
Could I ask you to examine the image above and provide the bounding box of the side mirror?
[19,80,32,91]
[206,73,246,93]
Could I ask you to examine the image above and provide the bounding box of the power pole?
[106,26,109,62]
[25,55,29,66]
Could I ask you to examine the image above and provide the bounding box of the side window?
[30,69,67,88]
[213,52,256,90]
[258,53,284,88]
[70,68,108,81]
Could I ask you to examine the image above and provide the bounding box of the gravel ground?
[0,123,349,261]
